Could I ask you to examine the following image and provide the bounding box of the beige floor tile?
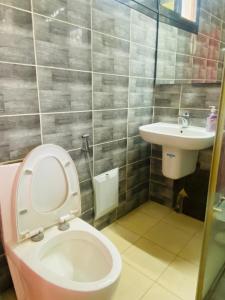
[117,210,159,235]
[123,238,175,280]
[158,257,199,300]
[163,211,204,235]
[144,221,193,254]
[101,223,140,253]
[141,283,182,300]
[178,233,203,266]
[1,289,16,300]
[112,261,153,300]
[136,201,172,220]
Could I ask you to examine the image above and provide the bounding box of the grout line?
[0,60,155,80]
[90,0,95,179]
[154,106,179,110]
[200,7,225,23]
[0,113,40,118]
[31,0,43,144]
[157,48,224,64]
[1,2,156,52]
[154,106,212,111]
[116,208,201,300]
[0,106,153,118]
[0,2,31,13]
[124,8,132,207]
[0,60,36,67]
[178,84,183,114]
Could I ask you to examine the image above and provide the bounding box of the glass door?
[196,64,225,299]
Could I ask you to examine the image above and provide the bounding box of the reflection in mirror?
[161,0,175,10]
[156,0,223,85]
[181,0,197,22]
[160,0,197,22]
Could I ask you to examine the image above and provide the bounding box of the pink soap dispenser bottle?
[206,106,217,132]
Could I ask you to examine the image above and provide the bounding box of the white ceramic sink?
[139,122,215,150]
[139,122,215,179]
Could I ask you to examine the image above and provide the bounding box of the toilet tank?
[0,163,21,246]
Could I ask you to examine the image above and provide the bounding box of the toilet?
[0,144,122,300]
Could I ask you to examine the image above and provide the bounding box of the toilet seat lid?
[13,144,81,241]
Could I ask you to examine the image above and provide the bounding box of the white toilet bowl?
[0,144,121,300]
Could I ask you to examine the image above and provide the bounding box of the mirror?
[160,0,197,22]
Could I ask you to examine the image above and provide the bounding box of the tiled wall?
[0,0,157,222]
[156,0,225,84]
[150,83,221,208]
[0,0,224,292]
[0,0,157,290]
[150,0,224,209]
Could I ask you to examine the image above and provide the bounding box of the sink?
[139,122,215,150]
[139,122,215,179]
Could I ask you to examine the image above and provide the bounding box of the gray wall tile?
[180,108,209,127]
[150,157,173,187]
[128,107,152,137]
[155,84,181,108]
[193,34,209,59]
[0,115,41,162]
[175,54,193,81]
[94,109,127,144]
[80,180,94,213]
[150,181,174,207]
[38,67,92,112]
[127,182,149,205]
[0,6,34,64]
[42,112,92,150]
[33,0,91,28]
[156,51,176,81]
[199,10,211,36]
[154,107,179,123]
[94,139,127,175]
[158,22,177,52]
[177,29,193,56]
[210,16,222,40]
[127,159,150,189]
[0,64,38,115]
[69,148,93,182]
[119,166,126,196]
[93,74,128,109]
[128,136,150,164]
[92,0,130,40]
[131,9,157,48]
[192,58,207,81]
[34,15,91,70]
[0,0,223,286]
[181,84,220,109]
[130,43,155,78]
[0,0,31,10]
[93,31,129,75]
[129,77,154,108]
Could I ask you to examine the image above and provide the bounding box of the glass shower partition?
[196,62,225,299]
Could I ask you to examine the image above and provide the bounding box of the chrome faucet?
[178,112,190,128]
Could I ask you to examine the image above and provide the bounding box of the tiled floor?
[1,202,204,300]
[103,202,203,300]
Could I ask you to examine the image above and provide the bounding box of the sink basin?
[139,122,215,150]
[139,122,215,179]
